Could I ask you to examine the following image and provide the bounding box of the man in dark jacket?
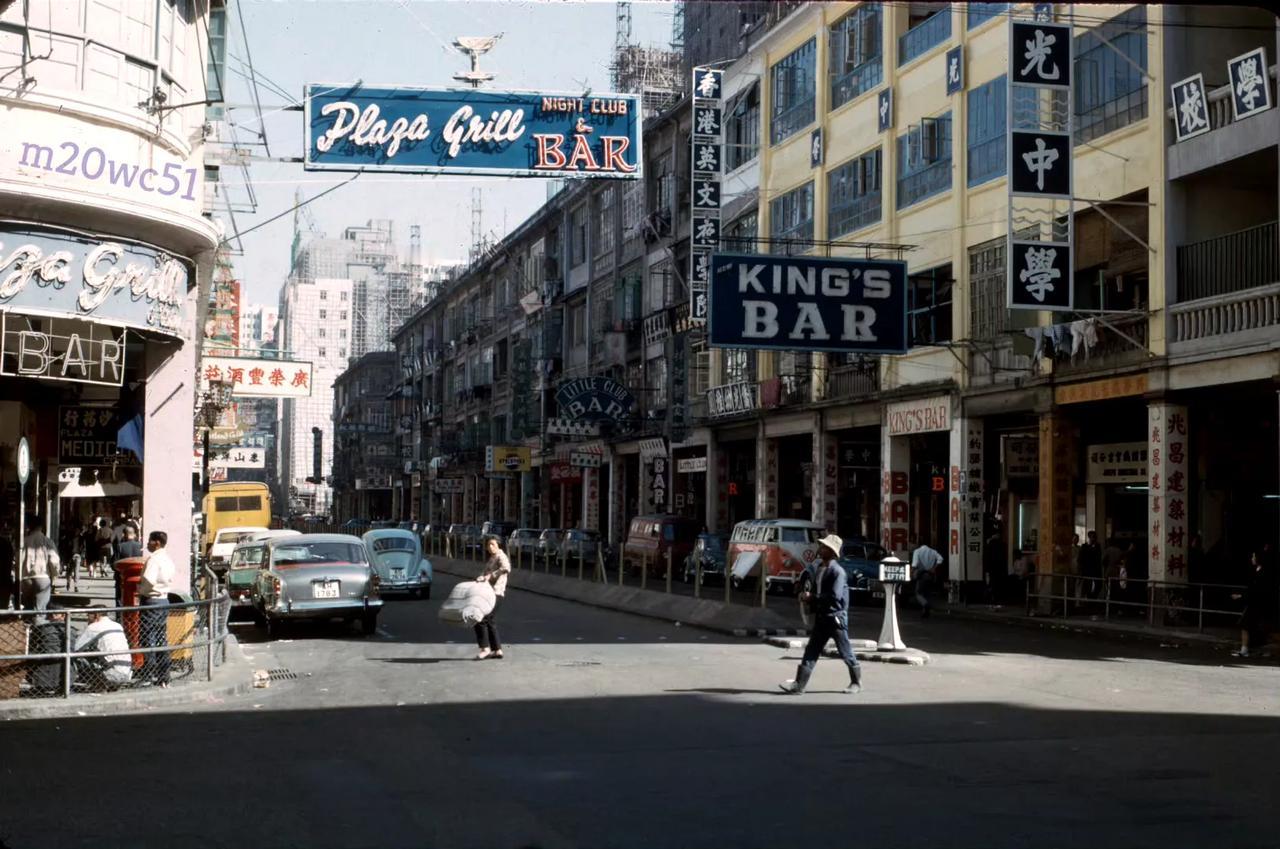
[780,534,863,695]
[1079,530,1103,599]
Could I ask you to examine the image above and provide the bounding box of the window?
[596,188,615,256]
[828,149,882,238]
[769,182,814,249]
[570,205,588,266]
[724,211,758,252]
[899,3,951,65]
[340,291,348,302]
[622,181,644,242]
[339,329,347,339]
[319,309,327,319]
[721,349,753,384]
[691,341,710,397]
[205,4,227,119]
[908,264,953,347]
[339,348,346,358]
[969,237,1035,341]
[967,2,1008,29]
[967,76,1006,186]
[725,82,760,170]
[319,290,328,301]
[570,303,586,346]
[318,328,326,338]
[340,310,347,320]
[896,113,952,209]
[1074,6,1148,144]
[770,38,816,145]
[319,347,327,357]
[830,5,882,110]
[649,356,668,409]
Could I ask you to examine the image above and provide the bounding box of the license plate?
[873,591,885,599]
[391,569,405,581]
[312,581,340,599]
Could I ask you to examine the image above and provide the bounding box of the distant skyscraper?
[240,304,279,351]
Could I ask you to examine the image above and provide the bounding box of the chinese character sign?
[945,46,965,96]
[690,65,724,325]
[1149,404,1189,582]
[877,88,893,133]
[1228,47,1273,122]
[1170,74,1212,142]
[200,356,314,398]
[1010,22,1071,88]
[1010,132,1071,197]
[1009,241,1071,310]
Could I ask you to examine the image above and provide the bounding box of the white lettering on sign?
[441,105,526,158]
[736,263,892,298]
[1,315,126,386]
[886,396,952,436]
[315,102,432,158]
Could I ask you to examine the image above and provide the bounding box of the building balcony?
[1166,65,1279,181]
[1170,281,1280,358]
[822,362,880,400]
[1053,314,1150,375]
[1170,221,1280,357]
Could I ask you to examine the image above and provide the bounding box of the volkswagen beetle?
[362,528,433,599]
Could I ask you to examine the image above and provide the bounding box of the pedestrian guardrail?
[1023,572,1246,632]
[0,592,232,700]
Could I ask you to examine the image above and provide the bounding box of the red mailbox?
[113,557,146,670]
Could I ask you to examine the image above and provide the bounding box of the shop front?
[672,448,707,525]
[832,429,881,542]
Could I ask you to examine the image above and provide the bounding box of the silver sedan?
[252,533,383,637]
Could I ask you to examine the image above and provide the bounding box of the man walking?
[780,534,862,695]
[138,531,176,687]
[20,515,60,615]
[911,538,944,619]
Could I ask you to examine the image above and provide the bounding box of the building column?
[705,438,721,533]
[144,336,195,595]
[949,417,985,584]
[1149,402,1189,583]
[755,422,777,518]
[1038,411,1077,605]
[608,456,624,543]
[881,433,910,556]
[811,414,838,531]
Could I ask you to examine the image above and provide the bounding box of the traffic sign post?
[15,438,29,611]
[876,555,912,651]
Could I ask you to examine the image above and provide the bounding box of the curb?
[434,560,805,639]
[934,604,1236,648]
[0,636,256,721]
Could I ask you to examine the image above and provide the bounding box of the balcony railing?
[1176,221,1277,303]
[1055,314,1149,373]
[824,363,879,399]
[898,10,950,66]
[1170,281,1280,350]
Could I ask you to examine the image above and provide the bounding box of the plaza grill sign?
[708,253,907,355]
[0,221,191,339]
[305,84,641,178]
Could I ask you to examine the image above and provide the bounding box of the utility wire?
[224,172,363,246]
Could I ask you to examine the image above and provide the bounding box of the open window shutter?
[921,117,939,163]
[860,9,878,63]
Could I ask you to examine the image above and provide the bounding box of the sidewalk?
[433,556,807,637]
[932,598,1239,647]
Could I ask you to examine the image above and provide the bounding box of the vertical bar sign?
[1007,17,1074,312]
[690,66,724,325]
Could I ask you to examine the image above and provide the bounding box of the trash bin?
[166,591,195,670]
[113,557,146,671]
[26,618,71,695]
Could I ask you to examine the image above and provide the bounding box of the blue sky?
[225,0,676,307]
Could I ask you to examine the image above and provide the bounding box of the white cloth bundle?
[437,580,496,627]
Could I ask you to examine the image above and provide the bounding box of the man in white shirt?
[910,539,944,620]
[139,530,176,687]
[74,607,133,689]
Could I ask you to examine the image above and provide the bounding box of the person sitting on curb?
[74,606,133,690]
[780,534,862,696]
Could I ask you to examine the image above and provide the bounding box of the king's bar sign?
[305,84,642,178]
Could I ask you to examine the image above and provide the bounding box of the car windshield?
[230,546,265,569]
[842,542,887,561]
[781,527,818,543]
[371,537,416,553]
[569,531,598,541]
[273,542,366,566]
[701,536,727,552]
[542,530,563,542]
[216,530,258,545]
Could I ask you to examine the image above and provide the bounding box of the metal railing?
[824,362,879,400]
[898,10,950,66]
[1023,572,1246,632]
[1176,221,1278,303]
[0,592,232,700]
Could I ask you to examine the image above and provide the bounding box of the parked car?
[370,520,397,530]
[506,528,542,564]
[396,521,418,533]
[537,528,565,566]
[682,533,729,584]
[481,520,517,542]
[795,539,890,605]
[251,533,383,637]
[623,515,702,577]
[727,519,824,594]
[562,529,606,567]
[225,539,270,612]
[248,529,302,543]
[446,523,482,556]
[362,529,432,599]
[341,518,371,535]
[207,526,269,575]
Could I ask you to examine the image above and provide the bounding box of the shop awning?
[58,479,141,499]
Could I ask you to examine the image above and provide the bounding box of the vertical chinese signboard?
[690,67,723,325]
[1149,404,1189,583]
[1007,17,1074,311]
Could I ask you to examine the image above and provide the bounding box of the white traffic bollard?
[876,555,912,652]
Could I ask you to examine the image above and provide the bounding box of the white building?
[240,304,278,351]
[277,277,354,517]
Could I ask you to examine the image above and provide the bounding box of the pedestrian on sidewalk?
[20,515,60,616]
[910,539,943,619]
[780,534,862,695]
[474,535,511,660]
[138,530,176,687]
[0,523,15,610]
[1080,531,1103,601]
[1232,551,1277,658]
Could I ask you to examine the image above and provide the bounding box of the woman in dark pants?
[474,536,511,660]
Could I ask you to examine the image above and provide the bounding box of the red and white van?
[727,519,825,594]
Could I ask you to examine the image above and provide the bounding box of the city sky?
[225,0,677,307]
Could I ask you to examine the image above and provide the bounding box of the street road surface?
[1,574,1276,849]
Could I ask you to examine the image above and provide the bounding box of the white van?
[727,519,825,594]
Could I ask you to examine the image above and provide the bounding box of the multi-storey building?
[0,1,228,589]
[240,304,279,351]
[277,276,354,517]
[388,4,1278,602]
[331,352,398,521]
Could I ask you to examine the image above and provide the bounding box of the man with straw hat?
[780,533,863,695]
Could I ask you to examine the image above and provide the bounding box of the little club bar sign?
[305,84,642,178]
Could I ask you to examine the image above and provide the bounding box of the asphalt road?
[1,574,1277,849]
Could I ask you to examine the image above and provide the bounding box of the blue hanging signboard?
[304,83,642,178]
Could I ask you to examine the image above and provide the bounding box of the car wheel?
[265,614,282,640]
[360,613,379,636]
[252,607,266,630]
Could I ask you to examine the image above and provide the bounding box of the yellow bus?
[201,481,271,557]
